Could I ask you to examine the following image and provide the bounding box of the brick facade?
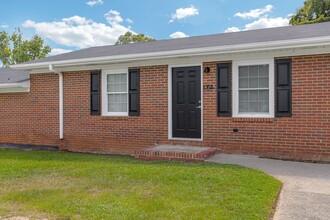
[0,74,59,147]
[0,54,329,161]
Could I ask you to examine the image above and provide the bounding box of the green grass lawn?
[0,149,281,220]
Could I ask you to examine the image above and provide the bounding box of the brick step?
[134,145,218,162]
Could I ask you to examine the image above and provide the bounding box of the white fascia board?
[0,81,30,93]
[0,83,21,88]
[11,36,330,70]
[0,80,30,88]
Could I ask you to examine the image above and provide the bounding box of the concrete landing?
[134,145,218,162]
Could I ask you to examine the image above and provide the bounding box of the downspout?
[49,64,64,140]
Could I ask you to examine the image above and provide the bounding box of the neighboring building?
[1,22,330,161]
[0,67,30,93]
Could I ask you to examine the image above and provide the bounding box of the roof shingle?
[23,22,330,65]
[0,67,30,84]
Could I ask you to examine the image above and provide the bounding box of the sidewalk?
[207,154,330,220]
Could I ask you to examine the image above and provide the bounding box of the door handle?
[196,106,201,109]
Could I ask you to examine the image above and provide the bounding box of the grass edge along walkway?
[0,149,281,220]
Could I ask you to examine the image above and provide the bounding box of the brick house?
[1,23,329,162]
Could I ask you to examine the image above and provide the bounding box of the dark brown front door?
[172,66,201,139]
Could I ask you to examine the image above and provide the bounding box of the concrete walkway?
[207,154,330,220]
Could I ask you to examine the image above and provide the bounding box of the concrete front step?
[134,145,218,162]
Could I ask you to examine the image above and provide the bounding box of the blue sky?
[0,0,305,55]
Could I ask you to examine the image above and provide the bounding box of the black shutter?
[275,59,292,117]
[90,70,101,115]
[129,68,140,116]
[217,63,232,116]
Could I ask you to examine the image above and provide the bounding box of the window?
[233,60,274,118]
[103,70,128,116]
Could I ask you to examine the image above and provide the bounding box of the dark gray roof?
[26,22,330,65]
[0,67,30,83]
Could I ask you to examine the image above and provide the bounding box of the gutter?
[49,64,64,140]
[11,36,330,70]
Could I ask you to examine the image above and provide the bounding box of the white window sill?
[233,113,274,118]
[102,112,128,117]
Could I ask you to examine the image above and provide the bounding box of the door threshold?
[169,137,203,142]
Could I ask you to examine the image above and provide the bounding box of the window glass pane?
[114,74,120,83]
[249,102,259,112]
[259,65,269,77]
[108,101,116,112]
[107,73,128,113]
[119,103,127,112]
[122,93,127,103]
[108,74,114,82]
[114,94,121,103]
[107,73,127,93]
[108,94,115,103]
[238,64,270,114]
[259,77,269,88]
[259,90,269,101]
[249,90,258,102]
[249,77,258,88]
[249,66,258,77]
[239,66,249,78]
[115,83,121,92]
[121,83,127,92]
[239,77,249,88]
[239,91,248,102]
[107,75,114,92]
[238,90,270,113]
[121,74,126,83]
[239,101,249,112]
[108,94,127,112]
[259,102,269,112]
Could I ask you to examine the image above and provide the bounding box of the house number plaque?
[203,85,215,90]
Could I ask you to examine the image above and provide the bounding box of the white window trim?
[102,69,129,116]
[232,59,275,118]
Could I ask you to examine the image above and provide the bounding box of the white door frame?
[168,63,203,141]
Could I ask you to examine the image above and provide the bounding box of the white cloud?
[86,0,103,6]
[170,5,199,22]
[50,48,73,56]
[0,24,8,29]
[126,18,134,24]
[22,10,133,49]
[226,5,289,33]
[62,16,91,25]
[235,5,273,19]
[224,27,240,33]
[225,16,289,33]
[244,17,289,30]
[105,10,123,24]
[169,31,189,39]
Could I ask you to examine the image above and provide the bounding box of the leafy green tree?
[290,0,330,25]
[115,31,155,45]
[0,28,51,67]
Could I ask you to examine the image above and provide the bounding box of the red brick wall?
[0,54,329,161]
[60,66,169,154]
[201,54,330,161]
[0,74,59,146]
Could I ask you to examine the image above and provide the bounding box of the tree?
[0,28,51,67]
[115,31,155,45]
[290,0,330,25]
